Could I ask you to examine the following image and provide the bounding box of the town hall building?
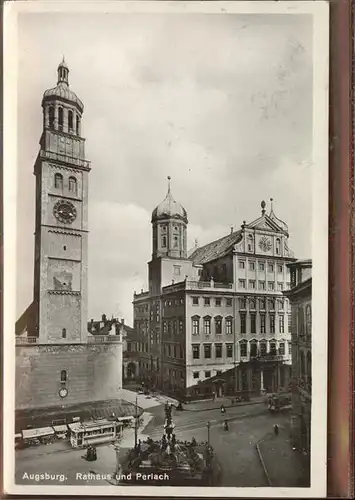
[133,182,296,399]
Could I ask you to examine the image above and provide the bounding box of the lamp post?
[114,442,121,484]
[207,421,211,447]
[134,393,139,449]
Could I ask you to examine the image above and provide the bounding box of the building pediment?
[246,215,285,235]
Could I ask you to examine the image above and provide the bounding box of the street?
[15,400,291,487]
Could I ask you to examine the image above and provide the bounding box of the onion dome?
[151,177,188,223]
[269,198,289,236]
[42,58,84,112]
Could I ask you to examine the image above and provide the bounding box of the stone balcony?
[16,335,122,345]
[163,280,233,294]
[16,336,38,345]
[39,149,91,170]
[243,353,292,364]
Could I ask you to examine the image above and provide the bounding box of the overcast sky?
[16,12,313,325]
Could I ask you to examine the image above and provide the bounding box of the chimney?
[230,226,233,234]
[102,314,106,322]
[121,318,125,325]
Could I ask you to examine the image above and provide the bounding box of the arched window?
[300,351,305,379]
[173,236,179,248]
[58,107,63,131]
[269,341,277,355]
[250,341,258,357]
[275,238,281,255]
[306,305,312,336]
[298,306,305,337]
[76,115,80,135]
[68,110,73,131]
[260,341,267,356]
[48,106,55,129]
[161,236,167,248]
[247,234,254,252]
[54,173,63,189]
[239,340,247,358]
[214,316,222,335]
[62,328,66,338]
[306,351,312,382]
[60,370,67,383]
[69,176,77,194]
[203,316,211,335]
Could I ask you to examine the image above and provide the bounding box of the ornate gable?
[246,215,283,234]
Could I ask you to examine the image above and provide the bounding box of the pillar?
[260,369,266,395]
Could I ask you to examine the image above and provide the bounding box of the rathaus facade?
[133,182,296,399]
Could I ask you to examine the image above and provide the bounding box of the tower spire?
[270,197,274,214]
[57,57,69,85]
[167,176,171,194]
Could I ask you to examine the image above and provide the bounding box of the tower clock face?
[259,236,272,252]
[53,200,77,224]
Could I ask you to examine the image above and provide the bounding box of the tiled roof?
[189,230,242,265]
[15,302,35,336]
[88,318,135,336]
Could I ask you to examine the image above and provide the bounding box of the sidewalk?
[185,395,266,412]
[257,427,310,487]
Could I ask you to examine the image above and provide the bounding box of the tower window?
[76,115,80,135]
[69,176,77,194]
[49,106,55,129]
[161,236,167,248]
[247,235,254,252]
[173,236,179,248]
[60,370,67,382]
[62,328,67,338]
[68,110,73,131]
[58,107,63,131]
[276,238,281,255]
[54,173,63,189]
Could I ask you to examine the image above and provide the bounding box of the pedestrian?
[223,420,229,431]
[220,404,225,414]
[274,424,279,436]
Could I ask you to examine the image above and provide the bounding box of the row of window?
[193,370,222,380]
[238,279,290,291]
[48,105,80,135]
[239,260,287,273]
[192,340,289,360]
[163,343,185,359]
[245,235,282,254]
[54,173,77,194]
[192,343,234,359]
[191,312,287,335]
[192,296,233,307]
[297,305,312,336]
[164,298,185,308]
[192,296,286,310]
[192,316,233,335]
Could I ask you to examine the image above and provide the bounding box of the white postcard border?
[4,1,329,497]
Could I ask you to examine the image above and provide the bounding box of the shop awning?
[53,424,68,433]
[22,427,55,439]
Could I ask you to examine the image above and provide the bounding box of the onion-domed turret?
[42,58,84,112]
[151,177,188,259]
[152,177,188,224]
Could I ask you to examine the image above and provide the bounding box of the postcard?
[3,0,329,497]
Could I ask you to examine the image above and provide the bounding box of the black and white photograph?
[4,1,329,497]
